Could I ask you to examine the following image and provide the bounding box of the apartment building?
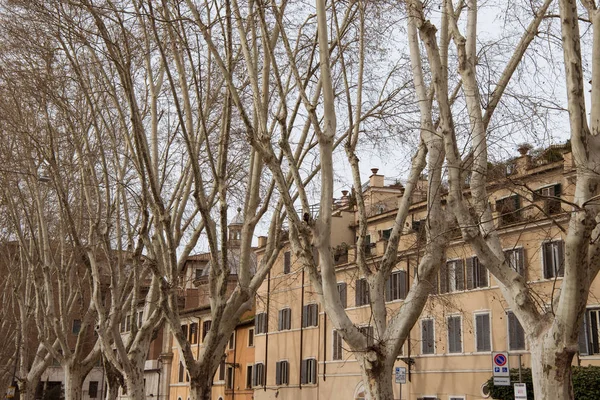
[251,143,600,400]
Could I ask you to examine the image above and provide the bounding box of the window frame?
[542,240,565,279]
[278,307,292,331]
[385,270,408,302]
[283,251,291,274]
[355,278,369,307]
[300,358,317,385]
[302,303,318,328]
[202,320,212,342]
[337,282,347,309]
[246,364,253,389]
[474,312,492,353]
[466,256,489,289]
[248,328,255,347]
[504,247,525,277]
[275,360,289,386]
[253,362,265,387]
[421,318,435,355]
[332,330,343,360]
[255,312,268,334]
[447,315,463,354]
[507,311,526,351]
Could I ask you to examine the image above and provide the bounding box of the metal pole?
[518,354,522,383]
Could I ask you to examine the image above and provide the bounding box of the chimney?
[340,190,349,206]
[369,168,384,187]
[515,144,532,175]
[257,236,267,247]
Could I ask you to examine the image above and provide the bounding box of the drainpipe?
[299,267,305,389]
[264,271,270,391]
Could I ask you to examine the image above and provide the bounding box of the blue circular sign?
[494,354,507,366]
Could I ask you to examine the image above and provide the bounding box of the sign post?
[492,352,510,386]
[514,382,527,399]
[395,366,406,400]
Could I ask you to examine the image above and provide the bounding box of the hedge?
[486,366,600,400]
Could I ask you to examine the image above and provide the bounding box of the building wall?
[253,150,600,400]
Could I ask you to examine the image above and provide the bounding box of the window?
[507,311,526,350]
[337,282,347,309]
[579,308,600,355]
[355,278,369,306]
[255,313,268,334]
[248,328,254,347]
[195,268,203,280]
[496,195,521,226]
[475,313,491,352]
[228,332,235,350]
[359,325,374,347]
[447,316,462,353]
[72,319,81,335]
[421,319,435,354]
[253,363,265,387]
[364,235,374,256]
[136,311,143,329]
[189,323,198,344]
[283,251,291,274]
[219,359,226,381]
[202,320,212,341]
[385,270,407,301]
[226,366,234,389]
[125,315,131,332]
[278,308,292,331]
[178,361,185,383]
[275,360,289,385]
[88,381,98,398]
[302,304,318,328]
[332,330,343,360]
[466,257,488,289]
[181,324,188,340]
[504,248,525,276]
[535,183,562,214]
[440,259,464,293]
[246,365,253,388]
[300,358,317,385]
[382,228,392,240]
[543,240,565,279]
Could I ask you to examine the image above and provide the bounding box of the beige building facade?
[251,144,600,400]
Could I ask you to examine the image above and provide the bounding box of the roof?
[230,207,244,226]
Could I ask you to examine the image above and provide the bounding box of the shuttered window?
[385,270,407,301]
[332,330,343,360]
[475,313,491,352]
[253,363,265,387]
[300,358,317,385]
[275,360,289,385]
[246,365,253,388]
[466,256,488,289]
[543,240,565,279]
[283,251,291,274]
[255,313,268,334]
[440,260,464,293]
[447,316,462,353]
[355,278,369,306]
[421,319,435,354]
[202,320,212,341]
[337,282,347,309]
[189,323,198,344]
[507,312,526,350]
[302,304,318,328]
[278,308,291,331]
[579,308,600,355]
[504,247,525,277]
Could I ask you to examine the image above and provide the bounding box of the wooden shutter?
[455,260,465,291]
[275,361,282,385]
[579,313,589,355]
[338,283,347,308]
[476,314,491,351]
[466,257,474,290]
[284,251,291,274]
[557,241,565,276]
[479,258,489,287]
[278,310,283,331]
[300,359,307,384]
[310,304,318,326]
[422,320,434,354]
[439,263,449,293]
[399,271,407,299]
[385,275,393,302]
[543,242,553,278]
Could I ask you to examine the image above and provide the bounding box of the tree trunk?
[17,376,39,400]
[357,353,394,400]
[63,364,84,400]
[189,375,213,400]
[124,366,146,400]
[530,333,576,400]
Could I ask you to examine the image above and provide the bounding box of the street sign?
[6,386,15,399]
[493,377,511,386]
[395,366,407,384]
[514,383,527,399]
[492,352,510,377]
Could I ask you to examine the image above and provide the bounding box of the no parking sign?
[492,352,510,386]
